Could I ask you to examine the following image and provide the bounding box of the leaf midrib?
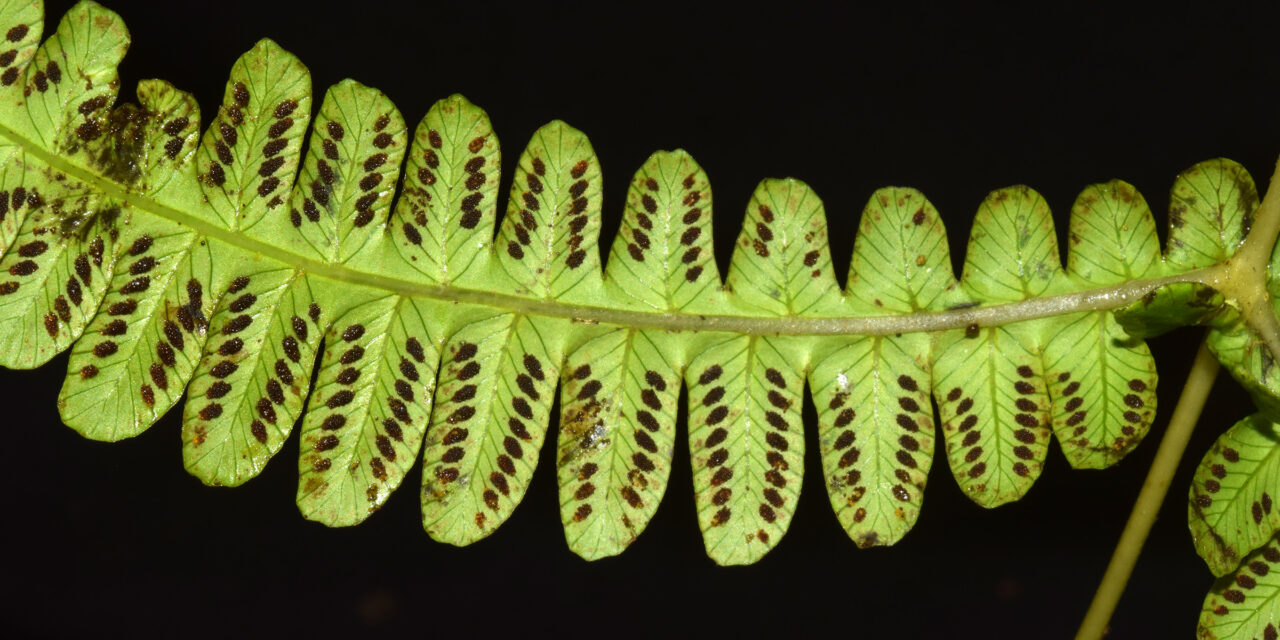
[0,121,1214,338]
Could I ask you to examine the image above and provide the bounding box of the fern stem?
[1075,337,1219,640]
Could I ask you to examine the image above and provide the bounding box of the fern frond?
[0,1,1272,570]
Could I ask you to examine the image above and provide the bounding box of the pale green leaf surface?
[392,94,499,287]
[297,295,444,526]
[182,265,328,486]
[1198,534,1280,640]
[557,328,680,560]
[262,79,406,263]
[1041,310,1156,469]
[687,335,807,565]
[3,1,1277,573]
[1190,415,1280,577]
[421,313,565,545]
[1066,180,1161,285]
[496,120,602,302]
[932,324,1052,507]
[1168,158,1257,270]
[0,1,43,117]
[603,149,721,313]
[17,1,124,152]
[845,187,964,314]
[58,213,209,439]
[196,38,310,230]
[961,186,1066,302]
[812,333,933,547]
[1115,282,1240,339]
[726,178,840,316]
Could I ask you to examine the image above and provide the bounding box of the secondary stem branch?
[1075,338,1220,640]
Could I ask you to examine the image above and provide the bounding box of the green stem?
[1075,338,1220,640]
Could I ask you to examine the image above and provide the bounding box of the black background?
[3,1,1279,637]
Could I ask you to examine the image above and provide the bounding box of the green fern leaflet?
[5,6,1280,634]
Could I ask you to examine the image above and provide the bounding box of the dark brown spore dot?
[712,487,732,506]
[961,431,981,447]
[127,256,156,276]
[267,118,293,139]
[1063,381,1080,396]
[447,406,475,424]
[765,432,789,451]
[6,24,28,42]
[281,336,301,362]
[256,398,277,423]
[507,242,524,259]
[710,467,733,487]
[335,368,359,385]
[706,406,729,425]
[273,99,297,118]
[0,67,16,85]
[965,323,980,338]
[511,397,533,419]
[1253,501,1265,524]
[101,319,127,336]
[1016,365,1034,378]
[453,381,478,401]
[488,473,509,496]
[1015,398,1038,412]
[636,410,660,432]
[441,447,465,463]
[504,436,524,460]
[456,361,481,381]
[16,240,46,258]
[149,363,167,390]
[698,365,723,386]
[92,341,118,357]
[967,461,988,479]
[755,504,775,524]
[1014,381,1035,394]
[627,453,655,473]
[1265,547,1280,563]
[1223,448,1240,463]
[0,281,15,295]
[106,299,138,316]
[9,260,36,276]
[1123,410,1142,423]
[381,419,401,445]
[218,337,243,356]
[199,403,222,420]
[634,430,658,453]
[1012,445,1034,460]
[388,398,411,424]
[489,453,514,477]
[1123,394,1144,408]
[394,376,414,401]
[137,383,156,407]
[210,361,238,378]
[1065,412,1086,426]
[326,390,354,409]
[152,342,176,369]
[340,324,365,343]
[1128,379,1148,393]
[79,364,99,379]
[640,389,662,411]
[262,379,283,406]
[313,435,339,452]
[228,293,256,313]
[0,49,12,67]
[1014,414,1039,429]
[262,138,287,158]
